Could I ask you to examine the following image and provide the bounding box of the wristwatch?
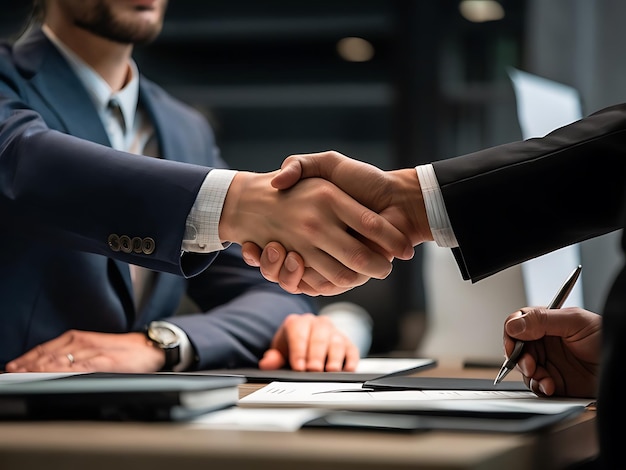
[146,321,181,371]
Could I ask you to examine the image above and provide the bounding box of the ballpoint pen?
[493,264,583,385]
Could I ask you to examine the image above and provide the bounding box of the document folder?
[203,357,437,383]
[0,372,245,421]
[303,406,586,433]
[363,376,529,392]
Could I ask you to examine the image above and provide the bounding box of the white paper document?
[239,381,591,414]
[191,407,326,431]
[352,357,434,374]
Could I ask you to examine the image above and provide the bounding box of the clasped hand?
[236,151,433,295]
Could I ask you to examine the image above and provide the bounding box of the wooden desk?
[0,360,597,470]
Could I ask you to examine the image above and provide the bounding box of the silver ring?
[66,353,75,366]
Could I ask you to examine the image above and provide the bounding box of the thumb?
[271,157,304,190]
[505,308,579,342]
[271,151,342,190]
[258,349,287,370]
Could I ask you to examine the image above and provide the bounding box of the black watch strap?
[145,323,181,371]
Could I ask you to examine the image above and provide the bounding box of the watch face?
[148,324,179,348]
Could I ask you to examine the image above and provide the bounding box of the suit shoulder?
[139,76,207,121]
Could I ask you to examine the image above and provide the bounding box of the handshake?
[218,150,433,296]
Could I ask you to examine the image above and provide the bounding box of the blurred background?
[2,0,623,357]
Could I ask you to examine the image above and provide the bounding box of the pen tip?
[494,367,508,385]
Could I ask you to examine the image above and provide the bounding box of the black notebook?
[203,357,437,383]
[0,372,245,421]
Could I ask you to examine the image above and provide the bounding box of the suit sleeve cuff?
[182,169,237,253]
[415,164,459,248]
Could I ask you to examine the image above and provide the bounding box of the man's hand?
[5,330,165,372]
[503,307,601,398]
[222,170,414,295]
[272,151,430,246]
[258,313,360,372]
[241,151,432,294]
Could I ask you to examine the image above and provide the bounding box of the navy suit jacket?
[0,28,312,370]
[433,103,626,468]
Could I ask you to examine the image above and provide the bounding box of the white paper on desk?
[191,407,326,432]
[353,357,434,374]
[508,68,585,308]
[239,382,591,414]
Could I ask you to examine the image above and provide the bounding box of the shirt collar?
[41,24,139,131]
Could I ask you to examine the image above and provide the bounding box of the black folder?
[363,376,530,392]
[203,357,437,383]
[303,406,586,433]
[0,372,245,421]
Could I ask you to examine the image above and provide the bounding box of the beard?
[72,1,165,45]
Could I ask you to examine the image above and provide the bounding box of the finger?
[290,239,373,289]
[277,252,306,294]
[5,331,79,371]
[272,152,340,190]
[302,316,335,371]
[342,344,361,372]
[505,307,588,342]
[529,375,555,396]
[271,157,304,189]
[258,349,287,370]
[322,333,349,372]
[283,314,316,371]
[12,348,79,372]
[515,349,538,378]
[298,268,356,296]
[258,242,288,283]
[241,242,262,267]
[320,194,410,275]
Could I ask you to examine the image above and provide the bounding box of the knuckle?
[260,266,278,282]
[300,216,323,237]
[360,210,384,236]
[317,315,334,327]
[332,267,360,287]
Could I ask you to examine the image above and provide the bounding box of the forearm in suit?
[168,245,315,369]
[432,103,626,282]
[0,99,217,277]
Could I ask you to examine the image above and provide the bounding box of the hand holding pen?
[494,265,583,385]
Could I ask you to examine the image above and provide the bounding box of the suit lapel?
[13,29,111,146]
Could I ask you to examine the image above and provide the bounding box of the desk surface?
[0,359,597,470]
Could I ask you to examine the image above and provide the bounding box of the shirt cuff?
[415,164,459,248]
[182,169,237,253]
[159,321,194,372]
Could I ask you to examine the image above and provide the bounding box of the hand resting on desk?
[4,314,361,373]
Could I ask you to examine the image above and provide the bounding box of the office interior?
[2,0,623,357]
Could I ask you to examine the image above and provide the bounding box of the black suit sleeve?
[432,103,626,282]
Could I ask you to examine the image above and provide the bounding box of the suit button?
[108,234,121,252]
[119,235,132,253]
[131,237,143,253]
[142,237,155,255]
